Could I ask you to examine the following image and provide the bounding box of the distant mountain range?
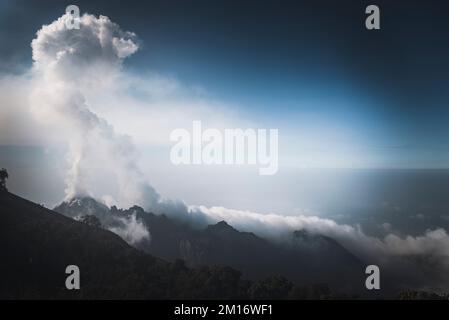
[0,190,367,299]
[54,196,365,293]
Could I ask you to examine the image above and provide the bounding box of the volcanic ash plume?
[29,12,157,209]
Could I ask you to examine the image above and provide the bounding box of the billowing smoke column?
[30,13,159,209]
[28,13,163,243]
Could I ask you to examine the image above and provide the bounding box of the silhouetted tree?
[0,168,8,191]
[397,290,448,300]
[171,259,188,273]
[249,276,293,299]
[288,283,331,300]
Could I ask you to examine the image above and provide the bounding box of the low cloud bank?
[109,214,151,245]
[184,205,449,291]
[190,205,449,259]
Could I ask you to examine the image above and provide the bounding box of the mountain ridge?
[0,190,350,299]
[54,196,366,292]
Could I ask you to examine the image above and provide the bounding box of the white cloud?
[189,205,449,268]
[109,214,151,245]
[384,229,449,256]
[18,12,244,209]
[0,13,247,207]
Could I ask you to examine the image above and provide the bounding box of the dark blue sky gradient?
[1,0,449,167]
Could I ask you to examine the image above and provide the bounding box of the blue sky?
[1,0,449,169]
